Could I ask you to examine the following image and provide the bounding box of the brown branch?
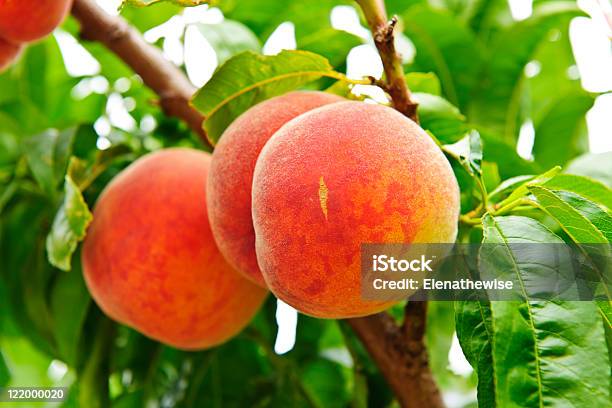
[347,302,444,408]
[355,0,418,122]
[71,0,211,147]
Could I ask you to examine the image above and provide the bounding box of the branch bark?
[355,0,418,122]
[346,303,444,408]
[71,0,210,147]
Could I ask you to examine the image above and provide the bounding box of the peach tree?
[0,0,610,407]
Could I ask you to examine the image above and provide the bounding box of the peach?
[82,148,267,350]
[0,36,20,72]
[252,102,460,318]
[207,91,344,286]
[0,0,73,44]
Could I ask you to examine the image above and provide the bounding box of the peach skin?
[252,102,460,318]
[82,148,268,350]
[207,91,344,286]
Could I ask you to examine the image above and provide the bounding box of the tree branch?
[355,0,418,122]
[347,310,444,408]
[71,0,210,147]
[347,303,444,408]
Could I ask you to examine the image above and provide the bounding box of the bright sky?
[52,1,611,404]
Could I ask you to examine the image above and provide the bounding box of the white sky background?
[53,0,611,404]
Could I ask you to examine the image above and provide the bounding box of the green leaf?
[532,92,593,168]
[469,2,583,142]
[490,299,609,407]
[120,2,181,32]
[479,215,610,407]
[489,175,536,201]
[402,4,482,109]
[6,34,101,132]
[1,198,59,356]
[191,50,345,144]
[480,215,568,300]
[18,37,72,128]
[426,301,458,388]
[0,333,55,387]
[443,130,483,176]
[598,301,612,392]
[0,180,18,216]
[544,174,612,210]
[481,215,553,246]
[324,79,362,100]
[195,20,261,65]
[46,163,94,271]
[77,313,115,408]
[405,72,442,95]
[414,93,468,143]
[598,301,612,330]
[217,0,290,38]
[528,187,610,243]
[0,132,19,170]
[496,166,560,208]
[479,130,541,179]
[112,391,145,408]
[386,0,426,15]
[0,353,9,387]
[22,128,76,196]
[298,28,362,69]
[300,359,351,408]
[455,300,495,406]
[527,21,584,126]
[482,161,501,192]
[464,0,511,37]
[50,257,92,365]
[225,0,352,43]
[565,152,612,187]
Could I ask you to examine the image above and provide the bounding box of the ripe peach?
[207,91,344,286]
[82,148,267,350]
[0,37,20,72]
[252,102,460,318]
[0,0,73,44]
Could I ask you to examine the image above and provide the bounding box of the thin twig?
[71,0,211,148]
[355,0,419,122]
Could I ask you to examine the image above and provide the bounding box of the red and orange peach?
[82,148,267,350]
[252,101,460,318]
[0,0,73,44]
[207,91,344,286]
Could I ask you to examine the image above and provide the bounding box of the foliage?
[0,0,609,407]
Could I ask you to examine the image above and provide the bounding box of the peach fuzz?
[0,37,20,72]
[82,148,268,350]
[207,91,344,286]
[0,0,73,44]
[252,102,460,319]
